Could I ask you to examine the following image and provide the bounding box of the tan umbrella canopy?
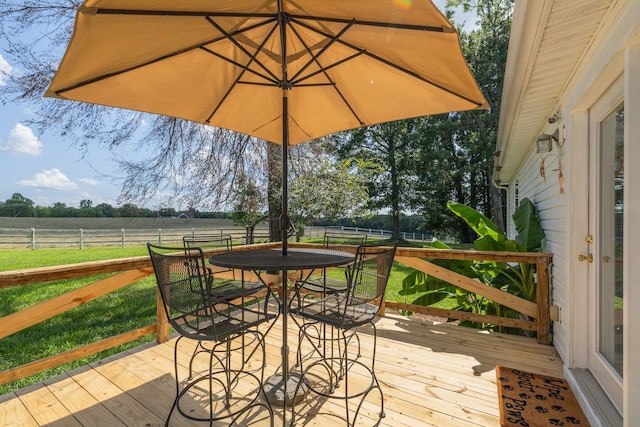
[46,0,488,252]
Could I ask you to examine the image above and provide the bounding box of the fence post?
[79,228,83,249]
[536,255,552,345]
[30,228,35,250]
[156,288,170,343]
[158,228,162,245]
[121,228,125,248]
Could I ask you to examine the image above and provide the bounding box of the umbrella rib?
[94,9,276,19]
[200,46,279,86]
[294,19,485,108]
[204,16,280,84]
[286,19,365,126]
[203,20,281,123]
[52,16,278,96]
[287,18,354,84]
[353,42,485,107]
[93,8,451,34]
[290,14,450,33]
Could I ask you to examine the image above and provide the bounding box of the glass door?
[589,87,624,413]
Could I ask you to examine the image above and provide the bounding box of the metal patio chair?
[183,234,235,279]
[183,234,265,301]
[148,243,276,426]
[289,242,397,427]
[293,232,367,296]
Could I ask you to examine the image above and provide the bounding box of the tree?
[1,193,35,217]
[331,119,419,239]
[445,0,513,231]
[94,203,113,218]
[115,203,141,218]
[230,172,269,242]
[409,115,468,235]
[0,3,282,237]
[406,0,513,240]
[289,157,375,239]
[50,201,72,217]
[0,1,511,236]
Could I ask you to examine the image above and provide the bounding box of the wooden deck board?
[0,314,563,426]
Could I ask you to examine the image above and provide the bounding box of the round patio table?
[209,248,355,420]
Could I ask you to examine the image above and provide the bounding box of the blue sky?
[0,52,124,209]
[0,1,476,210]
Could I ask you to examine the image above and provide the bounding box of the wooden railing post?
[156,288,170,343]
[536,256,552,345]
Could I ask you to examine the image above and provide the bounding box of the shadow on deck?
[0,315,562,427]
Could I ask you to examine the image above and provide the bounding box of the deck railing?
[0,242,552,389]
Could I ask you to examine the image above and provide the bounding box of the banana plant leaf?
[513,198,546,251]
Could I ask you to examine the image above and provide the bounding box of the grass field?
[0,246,158,395]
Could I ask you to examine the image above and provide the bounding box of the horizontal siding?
[506,144,570,362]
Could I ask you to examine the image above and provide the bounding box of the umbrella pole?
[280,93,289,256]
[279,4,289,258]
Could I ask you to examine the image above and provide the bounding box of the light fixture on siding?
[536,128,559,154]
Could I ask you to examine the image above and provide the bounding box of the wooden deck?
[0,314,563,427]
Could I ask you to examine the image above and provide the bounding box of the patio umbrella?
[45,0,489,254]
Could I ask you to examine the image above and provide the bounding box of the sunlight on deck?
[0,315,562,427]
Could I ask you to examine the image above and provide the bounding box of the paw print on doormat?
[519,393,531,400]
[535,406,548,414]
[549,419,565,426]
[502,384,514,391]
[551,405,566,413]
[564,417,582,425]
[535,394,547,401]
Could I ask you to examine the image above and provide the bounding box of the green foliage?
[447,201,508,250]
[402,198,546,333]
[230,177,268,228]
[0,193,35,217]
[289,157,376,228]
[513,198,546,251]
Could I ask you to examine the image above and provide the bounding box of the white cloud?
[0,53,11,86]
[79,177,100,185]
[18,168,79,190]
[0,123,43,156]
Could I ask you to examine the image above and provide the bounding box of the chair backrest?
[322,231,367,249]
[148,243,219,340]
[183,234,232,253]
[347,242,397,309]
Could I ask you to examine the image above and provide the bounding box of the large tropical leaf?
[401,269,461,295]
[512,198,546,251]
[447,201,505,245]
[411,290,457,307]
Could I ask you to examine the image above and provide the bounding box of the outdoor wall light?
[536,128,560,154]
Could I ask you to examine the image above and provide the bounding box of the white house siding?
[498,0,640,424]
[503,142,571,363]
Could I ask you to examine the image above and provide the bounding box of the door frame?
[587,75,624,413]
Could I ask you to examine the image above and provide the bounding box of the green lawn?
[0,246,156,395]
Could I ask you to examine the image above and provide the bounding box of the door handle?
[578,254,593,263]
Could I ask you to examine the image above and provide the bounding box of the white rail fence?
[0,225,456,249]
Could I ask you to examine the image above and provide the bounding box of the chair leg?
[292,323,385,427]
[167,332,274,426]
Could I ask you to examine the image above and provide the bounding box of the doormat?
[496,366,590,427]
